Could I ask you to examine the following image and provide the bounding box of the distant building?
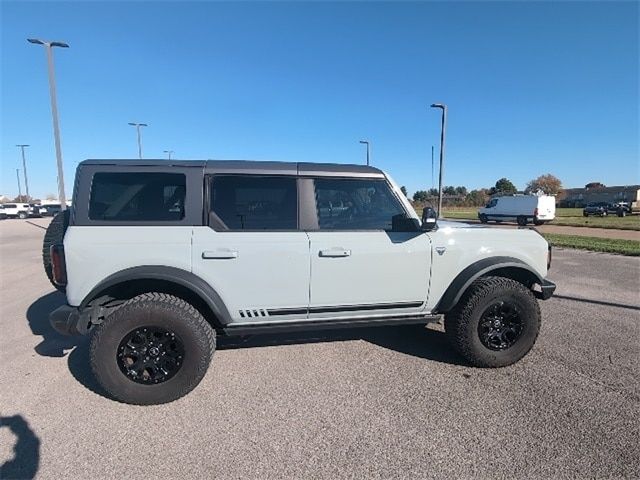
[558,184,640,207]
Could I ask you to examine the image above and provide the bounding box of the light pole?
[430,103,447,218]
[16,169,22,199]
[28,38,69,210]
[163,150,174,160]
[16,144,30,199]
[431,145,435,190]
[359,140,370,166]
[128,122,148,159]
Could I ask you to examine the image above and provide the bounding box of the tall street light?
[430,103,447,219]
[128,122,148,159]
[359,140,370,166]
[16,144,30,199]
[16,169,22,199]
[163,150,174,160]
[28,38,69,210]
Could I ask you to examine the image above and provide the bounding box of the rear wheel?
[444,276,541,367]
[583,211,588,217]
[516,216,527,226]
[42,210,70,292]
[533,218,544,226]
[90,293,216,405]
[18,211,27,219]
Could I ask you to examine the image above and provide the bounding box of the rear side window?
[210,175,297,230]
[89,172,186,221]
[313,178,404,230]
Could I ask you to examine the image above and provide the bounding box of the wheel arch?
[435,257,543,313]
[79,266,232,329]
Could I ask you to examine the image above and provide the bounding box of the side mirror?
[391,213,421,232]
[421,207,438,231]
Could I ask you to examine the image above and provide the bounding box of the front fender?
[434,256,544,313]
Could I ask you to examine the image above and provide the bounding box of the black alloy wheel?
[477,301,524,351]
[117,326,185,384]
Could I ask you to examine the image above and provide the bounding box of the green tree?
[466,189,489,206]
[413,190,429,202]
[489,178,517,196]
[427,188,439,196]
[455,186,468,196]
[443,186,457,195]
[525,174,563,195]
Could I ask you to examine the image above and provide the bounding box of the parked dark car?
[583,202,612,217]
[41,204,62,217]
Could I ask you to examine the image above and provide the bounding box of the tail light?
[50,244,67,286]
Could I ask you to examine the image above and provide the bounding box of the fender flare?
[434,256,544,313]
[79,265,233,326]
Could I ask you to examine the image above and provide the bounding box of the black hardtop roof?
[79,159,384,177]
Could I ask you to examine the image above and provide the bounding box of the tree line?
[405,174,563,207]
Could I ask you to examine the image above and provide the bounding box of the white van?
[478,195,556,226]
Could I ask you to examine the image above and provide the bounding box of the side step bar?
[221,314,441,336]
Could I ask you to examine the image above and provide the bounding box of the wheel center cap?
[149,347,160,356]
[493,320,502,328]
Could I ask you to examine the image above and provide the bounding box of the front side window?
[89,172,186,221]
[210,175,297,230]
[313,178,405,230]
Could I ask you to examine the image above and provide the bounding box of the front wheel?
[444,276,541,367]
[90,293,216,405]
[18,211,27,219]
[479,214,488,224]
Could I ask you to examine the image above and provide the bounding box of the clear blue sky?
[1,1,638,199]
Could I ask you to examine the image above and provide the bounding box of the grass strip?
[542,233,640,256]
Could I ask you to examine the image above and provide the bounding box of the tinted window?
[4,204,16,208]
[211,176,297,230]
[89,172,186,221]
[314,178,404,230]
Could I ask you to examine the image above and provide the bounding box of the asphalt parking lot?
[1,218,639,479]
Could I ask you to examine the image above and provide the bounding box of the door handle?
[202,250,238,259]
[319,248,351,258]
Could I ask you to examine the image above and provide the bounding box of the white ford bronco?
[45,160,555,405]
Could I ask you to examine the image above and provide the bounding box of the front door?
[192,175,310,323]
[306,177,431,320]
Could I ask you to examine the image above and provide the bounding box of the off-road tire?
[90,293,216,405]
[444,276,541,368]
[516,216,527,226]
[42,209,70,292]
[617,209,626,218]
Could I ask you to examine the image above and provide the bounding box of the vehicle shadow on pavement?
[26,291,80,357]
[26,292,108,398]
[0,415,40,480]
[219,323,467,366]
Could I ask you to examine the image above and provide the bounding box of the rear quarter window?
[89,172,186,221]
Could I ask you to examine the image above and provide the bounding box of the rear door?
[192,175,311,323]
[305,177,431,320]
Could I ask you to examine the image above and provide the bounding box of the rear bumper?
[535,279,556,300]
[50,305,89,336]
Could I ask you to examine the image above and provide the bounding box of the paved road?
[444,217,640,241]
[1,219,639,479]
